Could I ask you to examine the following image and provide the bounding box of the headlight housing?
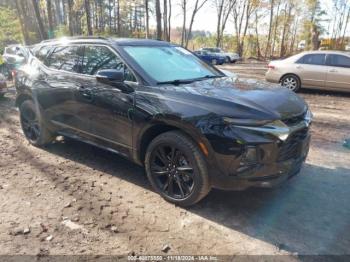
[223,117,272,127]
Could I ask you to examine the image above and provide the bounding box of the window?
[327,54,350,68]
[82,46,136,82]
[34,45,52,63]
[123,46,220,83]
[47,45,83,72]
[297,54,325,65]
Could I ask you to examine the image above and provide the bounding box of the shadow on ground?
[40,138,350,255]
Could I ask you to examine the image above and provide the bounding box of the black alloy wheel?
[150,144,195,199]
[145,131,210,206]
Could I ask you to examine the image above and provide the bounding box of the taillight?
[267,64,275,69]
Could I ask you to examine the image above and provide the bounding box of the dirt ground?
[0,64,350,258]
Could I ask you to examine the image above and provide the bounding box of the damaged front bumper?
[206,113,312,190]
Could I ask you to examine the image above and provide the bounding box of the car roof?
[301,50,350,56]
[38,36,173,47]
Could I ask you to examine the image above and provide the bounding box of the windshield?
[122,46,221,83]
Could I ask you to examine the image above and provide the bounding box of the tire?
[280,74,301,92]
[19,100,54,146]
[145,131,210,206]
[225,56,230,63]
[211,59,217,65]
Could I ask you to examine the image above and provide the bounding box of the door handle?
[296,65,303,69]
[329,69,338,73]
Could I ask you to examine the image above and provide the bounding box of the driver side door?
[77,45,137,157]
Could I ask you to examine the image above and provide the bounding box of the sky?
[150,0,346,37]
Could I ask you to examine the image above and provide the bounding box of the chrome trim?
[235,117,311,141]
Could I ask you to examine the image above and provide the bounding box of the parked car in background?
[2,45,29,65]
[0,73,7,98]
[200,47,240,63]
[16,37,311,206]
[194,50,225,65]
[266,51,350,92]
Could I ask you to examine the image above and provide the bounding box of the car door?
[37,45,91,134]
[295,53,327,88]
[77,45,136,157]
[325,54,350,91]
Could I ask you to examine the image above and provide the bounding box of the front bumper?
[207,120,311,190]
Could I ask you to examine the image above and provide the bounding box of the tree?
[181,0,187,46]
[31,0,48,40]
[155,0,162,40]
[145,0,150,38]
[46,0,54,38]
[84,0,93,35]
[215,0,236,47]
[185,0,208,48]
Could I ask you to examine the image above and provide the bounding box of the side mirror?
[96,69,134,93]
[96,69,125,84]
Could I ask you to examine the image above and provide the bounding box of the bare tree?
[181,0,187,46]
[215,0,236,47]
[31,0,48,40]
[145,0,150,38]
[46,0,54,38]
[265,0,274,58]
[185,0,208,48]
[84,0,93,35]
[155,0,162,40]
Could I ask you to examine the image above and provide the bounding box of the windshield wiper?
[157,79,197,85]
[157,75,223,86]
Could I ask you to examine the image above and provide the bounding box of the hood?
[136,76,307,121]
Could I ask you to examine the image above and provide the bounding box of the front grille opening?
[278,128,309,161]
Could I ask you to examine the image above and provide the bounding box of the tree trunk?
[163,0,168,41]
[31,0,48,40]
[84,0,93,35]
[155,0,162,40]
[46,0,54,38]
[265,0,274,58]
[15,0,30,44]
[145,0,150,38]
[181,0,186,46]
[117,0,121,35]
[68,0,74,36]
[216,1,223,47]
[168,0,172,41]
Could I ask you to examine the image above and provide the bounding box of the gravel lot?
[0,64,350,257]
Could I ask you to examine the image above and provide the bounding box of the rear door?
[295,54,327,88]
[39,45,90,134]
[325,54,350,91]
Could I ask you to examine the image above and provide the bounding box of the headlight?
[223,117,272,126]
[305,108,313,124]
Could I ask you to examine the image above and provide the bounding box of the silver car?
[266,51,350,92]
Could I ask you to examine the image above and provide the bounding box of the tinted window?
[82,46,136,81]
[47,45,82,72]
[34,45,52,63]
[328,54,350,68]
[297,54,325,65]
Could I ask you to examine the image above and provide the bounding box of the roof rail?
[40,36,110,43]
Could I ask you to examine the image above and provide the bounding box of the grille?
[278,128,309,161]
[282,112,306,126]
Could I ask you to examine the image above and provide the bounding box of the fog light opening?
[242,146,258,164]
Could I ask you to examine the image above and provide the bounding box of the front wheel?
[145,131,210,206]
[281,74,301,92]
[19,100,54,146]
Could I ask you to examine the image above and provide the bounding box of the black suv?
[15,37,312,206]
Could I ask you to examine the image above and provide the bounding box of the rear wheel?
[19,100,54,146]
[281,74,301,92]
[145,131,210,206]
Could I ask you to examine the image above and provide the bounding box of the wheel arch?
[136,122,210,165]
